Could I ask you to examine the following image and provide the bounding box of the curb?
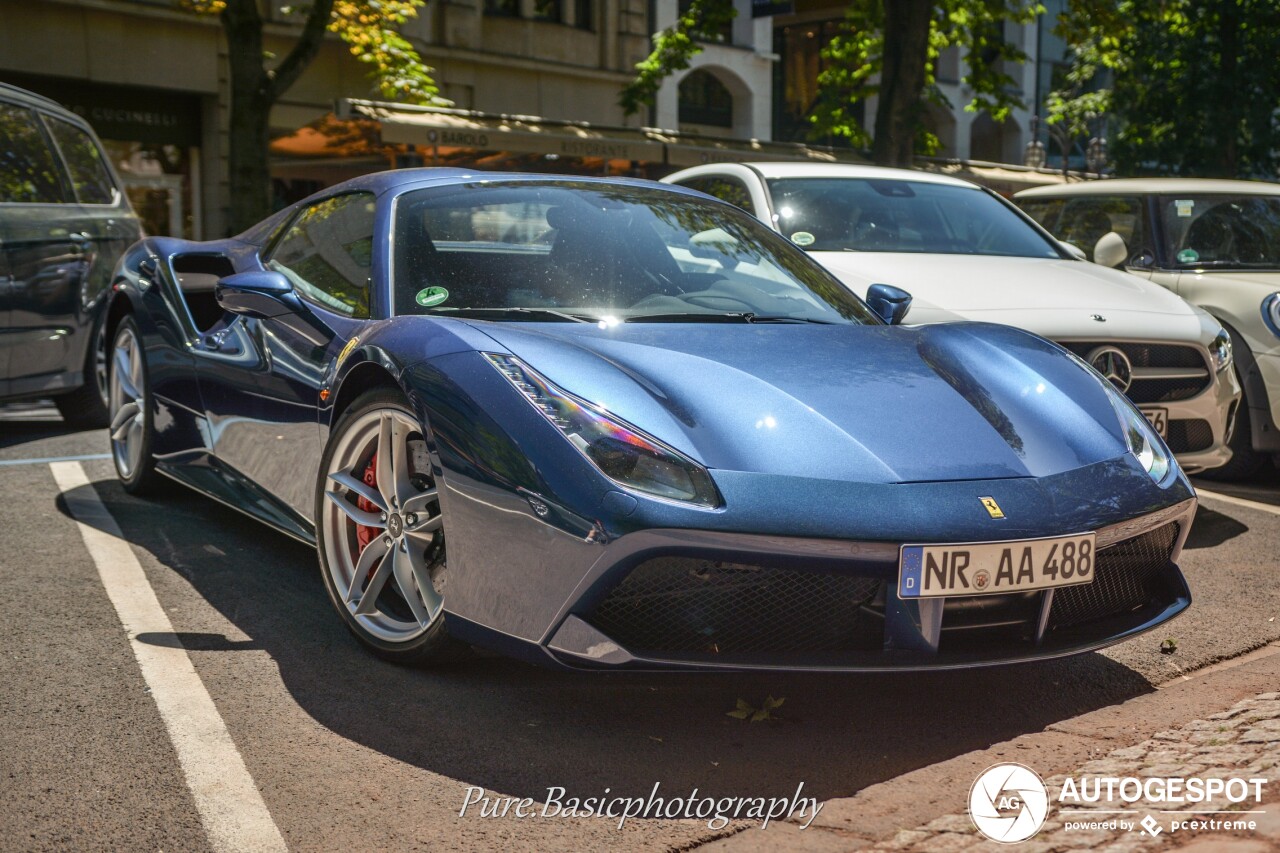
[696,643,1280,851]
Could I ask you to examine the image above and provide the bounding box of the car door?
[196,192,377,522]
[41,114,141,396]
[0,100,85,399]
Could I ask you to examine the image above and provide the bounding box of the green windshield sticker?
[1177,248,1199,264]
[791,231,815,247]
[415,286,450,308]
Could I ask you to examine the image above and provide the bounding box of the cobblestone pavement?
[874,692,1280,852]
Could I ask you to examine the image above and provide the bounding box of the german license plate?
[1141,407,1168,438]
[898,533,1097,599]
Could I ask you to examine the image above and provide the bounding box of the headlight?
[484,354,721,507]
[1209,329,1233,373]
[1262,294,1280,338]
[1108,390,1173,483]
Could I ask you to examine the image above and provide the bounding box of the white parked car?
[1016,178,1280,479]
[662,163,1241,475]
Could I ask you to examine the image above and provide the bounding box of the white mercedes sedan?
[662,163,1241,475]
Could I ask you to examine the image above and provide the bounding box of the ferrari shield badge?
[979,496,1005,519]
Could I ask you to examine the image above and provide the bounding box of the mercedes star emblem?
[1087,345,1134,392]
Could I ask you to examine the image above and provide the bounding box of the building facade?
[0,0,654,239]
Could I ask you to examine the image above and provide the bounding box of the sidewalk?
[698,643,1280,852]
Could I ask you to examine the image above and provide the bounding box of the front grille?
[1166,419,1214,453]
[587,558,882,655]
[1061,342,1203,369]
[1048,522,1179,631]
[1061,342,1210,403]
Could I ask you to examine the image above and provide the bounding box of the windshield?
[1157,195,1280,269]
[765,177,1062,259]
[392,181,878,324]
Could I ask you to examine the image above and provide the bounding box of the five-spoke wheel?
[317,390,463,663]
[108,317,161,493]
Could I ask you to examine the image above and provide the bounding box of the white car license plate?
[898,533,1097,599]
[1141,407,1168,438]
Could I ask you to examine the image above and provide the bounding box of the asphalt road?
[1,402,1277,852]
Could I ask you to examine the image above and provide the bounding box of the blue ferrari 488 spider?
[103,169,1195,671]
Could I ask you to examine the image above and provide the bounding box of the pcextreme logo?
[969,763,1050,843]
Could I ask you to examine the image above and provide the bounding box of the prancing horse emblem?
[979,496,1005,519]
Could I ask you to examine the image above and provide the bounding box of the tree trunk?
[871,0,933,167]
[222,0,273,233]
[219,0,336,233]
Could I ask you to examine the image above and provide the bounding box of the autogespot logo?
[970,763,1050,843]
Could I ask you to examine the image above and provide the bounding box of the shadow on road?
[1182,506,1248,549]
[63,477,1161,807]
[0,404,81,450]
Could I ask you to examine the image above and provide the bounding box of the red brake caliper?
[355,453,380,563]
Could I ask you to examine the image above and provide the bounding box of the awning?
[339,98,866,168]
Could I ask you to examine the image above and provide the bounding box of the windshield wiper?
[621,312,836,324]
[425,307,596,323]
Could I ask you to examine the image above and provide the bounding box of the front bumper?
[537,498,1194,671]
[440,471,1196,672]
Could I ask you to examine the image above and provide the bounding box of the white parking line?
[1196,487,1280,517]
[50,462,288,853]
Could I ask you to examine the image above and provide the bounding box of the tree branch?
[269,0,337,101]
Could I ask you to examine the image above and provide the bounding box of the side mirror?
[1060,241,1087,262]
[1093,231,1129,269]
[215,271,295,319]
[866,283,913,325]
[215,270,333,346]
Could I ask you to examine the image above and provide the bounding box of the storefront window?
[104,141,196,238]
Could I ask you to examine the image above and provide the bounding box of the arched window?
[678,70,734,128]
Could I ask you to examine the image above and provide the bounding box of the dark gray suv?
[1,83,142,427]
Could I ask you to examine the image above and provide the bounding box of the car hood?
[810,253,1209,339]
[464,321,1131,484]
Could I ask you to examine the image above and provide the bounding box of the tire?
[108,317,165,494]
[55,321,111,429]
[315,388,468,666]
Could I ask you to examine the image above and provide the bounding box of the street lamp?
[1086,136,1108,175]
[1024,139,1047,169]
[1024,116,1047,169]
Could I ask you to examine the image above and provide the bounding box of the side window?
[680,176,756,216]
[1017,198,1064,231]
[1055,196,1149,263]
[0,103,67,203]
[44,116,116,204]
[266,193,377,318]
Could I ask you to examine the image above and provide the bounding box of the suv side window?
[1054,196,1149,264]
[44,116,116,204]
[0,103,67,204]
[679,175,756,216]
[265,192,377,318]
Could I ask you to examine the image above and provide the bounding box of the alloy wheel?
[108,324,147,479]
[320,408,445,644]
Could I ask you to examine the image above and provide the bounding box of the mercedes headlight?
[1108,390,1172,483]
[484,354,720,507]
[1209,329,1233,373]
[1263,294,1280,338]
